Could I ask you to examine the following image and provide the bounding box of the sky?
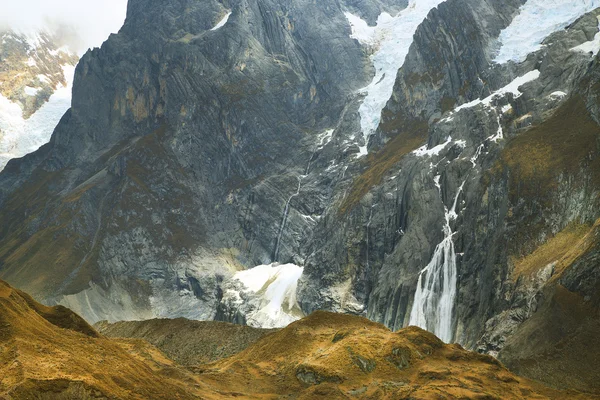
[0,0,129,54]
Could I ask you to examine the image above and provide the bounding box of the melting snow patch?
[495,0,600,64]
[318,128,334,148]
[413,136,452,157]
[454,70,540,112]
[211,12,232,31]
[24,86,39,96]
[346,0,448,156]
[488,114,504,142]
[226,263,304,328]
[572,16,600,56]
[549,91,567,98]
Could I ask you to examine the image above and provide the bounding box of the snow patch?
[488,114,504,142]
[211,12,232,31]
[318,128,334,148]
[413,136,452,157]
[549,91,567,98]
[24,86,39,96]
[346,0,448,155]
[495,0,600,64]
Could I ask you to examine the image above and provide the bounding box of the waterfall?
[273,178,302,262]
[409,181,465,342]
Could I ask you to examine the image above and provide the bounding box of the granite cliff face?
[1,0,600,394]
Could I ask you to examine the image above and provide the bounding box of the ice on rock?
[345,0,448,156]
[0,65,75,171]
[495,0,600,64]
[226,263,304,328]
[211,12,232,31]
[344,12,378,45]
[413,136,452,157]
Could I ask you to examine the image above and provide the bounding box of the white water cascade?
[409,180,465,343]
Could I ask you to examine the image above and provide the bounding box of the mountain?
[0,30,78,170]
[0,279,205,399]
[1,0,600,395]
[95,317,275,366]
[0,278,589,399]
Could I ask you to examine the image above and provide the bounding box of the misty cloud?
[1,0,128,53]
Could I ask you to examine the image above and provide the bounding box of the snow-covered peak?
[494,0,600,64]
[0,31,77,171]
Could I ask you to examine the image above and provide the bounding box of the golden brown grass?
[0,280,207,399]
[199,311,585,399]
[512,222,593,281]
[1,279,593,399]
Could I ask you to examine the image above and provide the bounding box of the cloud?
[0,0,129,53]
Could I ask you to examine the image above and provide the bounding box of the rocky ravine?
[0,0,600,394]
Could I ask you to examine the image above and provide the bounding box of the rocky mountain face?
[1,0,600,394]
[0,30,78,170]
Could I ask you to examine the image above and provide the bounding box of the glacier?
[345,0,447,156]
[222,263,305,329]
[495,0,600,64]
